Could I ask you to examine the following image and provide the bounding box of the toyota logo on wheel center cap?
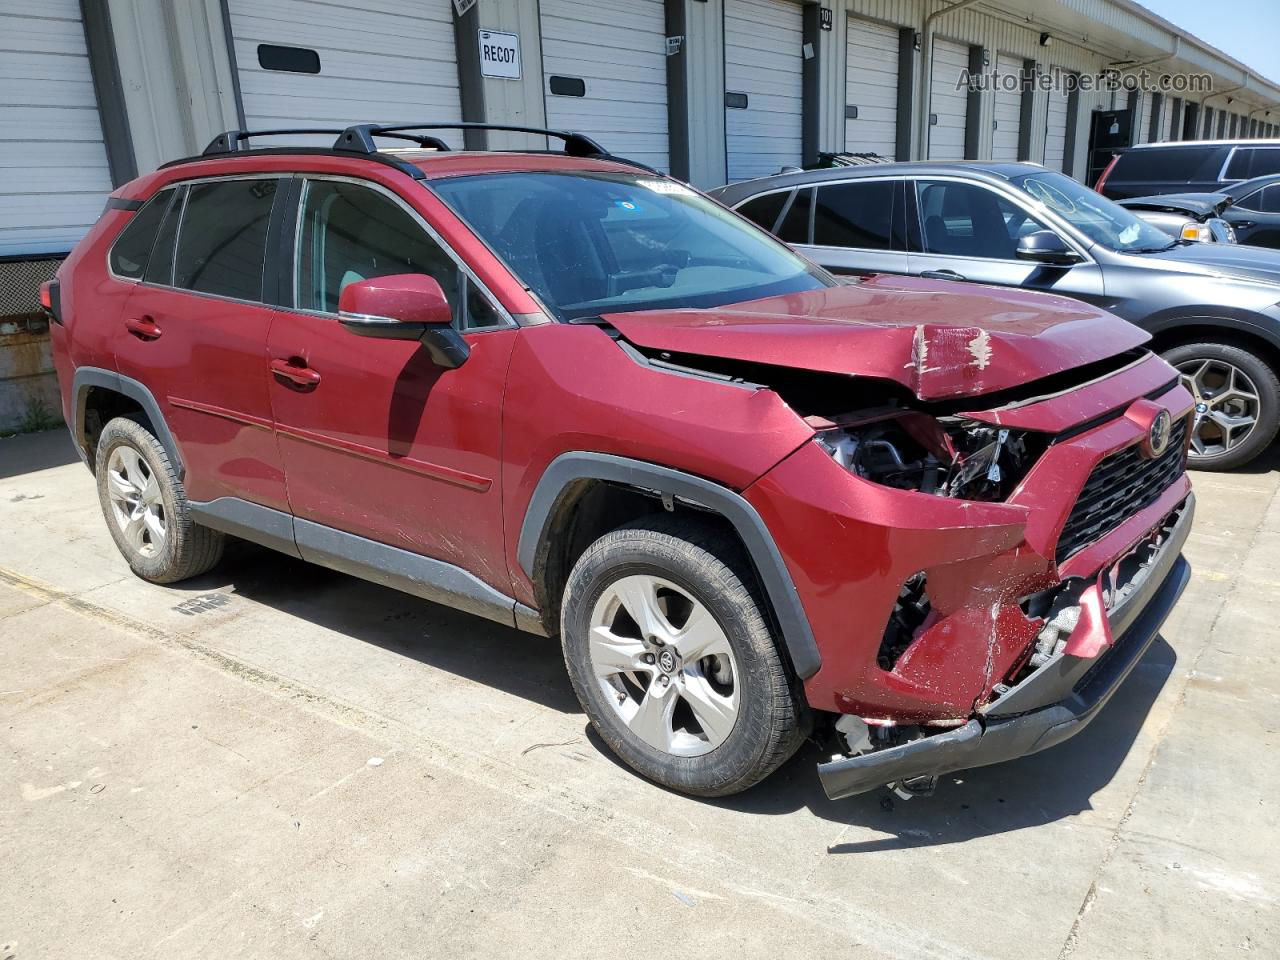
[658,649,677,673]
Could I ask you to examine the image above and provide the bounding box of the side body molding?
[516,453,821,678]
[72,367,185,477]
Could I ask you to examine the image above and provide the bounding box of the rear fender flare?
[71,367,184,478]
[516,452,820,679]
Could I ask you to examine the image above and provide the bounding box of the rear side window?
[736,191,790,233]
[1239,185,1280,214]
[173,178,278,301]
[109,188,175,279]
[777,187,813,244]
[1109,146,1222,182]
[812,180,896,250]
[1225,148,1280,180]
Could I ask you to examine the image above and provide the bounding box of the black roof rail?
[202,127,452,156]
[334,122,610,158]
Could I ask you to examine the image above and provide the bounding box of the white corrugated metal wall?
[0,0,114,256]
[724,0,805,181]
[540,0,670,171]
[225,0,463,147]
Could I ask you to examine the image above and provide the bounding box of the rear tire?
[95,416,224,583]
[1163,341,1280,471]
[560,514,807,797]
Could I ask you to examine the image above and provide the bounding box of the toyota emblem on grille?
[1147,409,1172,458]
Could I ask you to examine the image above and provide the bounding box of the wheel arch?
[72,367,183,478]
[1144,312,1280,375]
[517,453,821,679]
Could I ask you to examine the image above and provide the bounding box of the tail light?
[39,280,62,324]
[1094,153,1120,193]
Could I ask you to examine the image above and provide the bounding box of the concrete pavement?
[1,428,1277,959]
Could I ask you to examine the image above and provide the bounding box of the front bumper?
[817,492,1194,800]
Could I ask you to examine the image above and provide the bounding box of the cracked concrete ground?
[1,428,1277,959]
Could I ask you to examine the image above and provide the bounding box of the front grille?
[1055,417,1187,564]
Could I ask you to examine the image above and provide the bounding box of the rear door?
[111,175,290,512]
[905,177,1105,303]
[1223,184,1280,248]
[265,175,517,590]
[794,177,909,277]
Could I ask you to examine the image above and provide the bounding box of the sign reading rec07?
[479,30,521,80]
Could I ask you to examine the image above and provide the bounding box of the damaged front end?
[817,498,1193,800]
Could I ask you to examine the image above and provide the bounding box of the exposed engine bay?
[812,410,1048,502]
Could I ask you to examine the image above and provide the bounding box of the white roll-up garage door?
[0,0,113,256]
[541,0,668,171]
[226,0,462,147]
[1133,90,1153,143]
[991,53,1022,161]
[928,38,969,161]
[725,0,804,182]
[1043,75,1070,173]
[844,17,899,158]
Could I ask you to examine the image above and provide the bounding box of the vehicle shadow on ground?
[702,636,1178,849]
[185,536,1178,846]
[174,538,583,715]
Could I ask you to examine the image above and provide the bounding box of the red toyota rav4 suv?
[47,124,1195,800]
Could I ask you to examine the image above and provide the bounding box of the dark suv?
[713,161,1280,470]
[48,124,1194,801]
[1096,139,1280,200]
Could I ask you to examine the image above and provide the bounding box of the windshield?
[1009,170,1175,253]
[431,172,832,321]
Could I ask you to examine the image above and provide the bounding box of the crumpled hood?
[1117,192,1233,217]
[603,275,1149,401]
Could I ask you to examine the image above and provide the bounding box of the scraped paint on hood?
[603,275,1150,400]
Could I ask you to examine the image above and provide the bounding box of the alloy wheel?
[1177,357,1260,458]
[106,446,167,558]
[588,574,740,757]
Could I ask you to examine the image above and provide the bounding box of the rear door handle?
[270,357,321,387]
[124,316,163,340]
[921,269,967,282]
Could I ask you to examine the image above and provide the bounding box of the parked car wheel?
[560,515,807,797]
[95,416,225,583]
[1164,342,1280,471]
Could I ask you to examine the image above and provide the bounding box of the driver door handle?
[270,357,321,387]
[921,269,967,282]
[124,316,163,340]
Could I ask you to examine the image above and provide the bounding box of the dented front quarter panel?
[605,275,1150,401]
[745,374,1195,721]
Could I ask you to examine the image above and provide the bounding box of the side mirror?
[338,274,469,368]
[1015,230,1083,266]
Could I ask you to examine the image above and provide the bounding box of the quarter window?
[812,181,896,250]
[109,188,175,279]
[295,180,501,331]
[173,178,278,301]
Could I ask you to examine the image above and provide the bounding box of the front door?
[266,176,516,590]
[112,176,290,512]
[905,178,1106,305]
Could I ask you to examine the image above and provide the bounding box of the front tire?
[1164,341,1280,471]
[560,515,807,797]
[95,416,224,583]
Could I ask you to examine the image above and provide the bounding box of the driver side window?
[295,179,504,330]
[913,180,1044,260]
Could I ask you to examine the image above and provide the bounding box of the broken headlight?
[814,411,1041,501]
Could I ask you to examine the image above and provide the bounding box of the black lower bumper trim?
[818,497,1194,800]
